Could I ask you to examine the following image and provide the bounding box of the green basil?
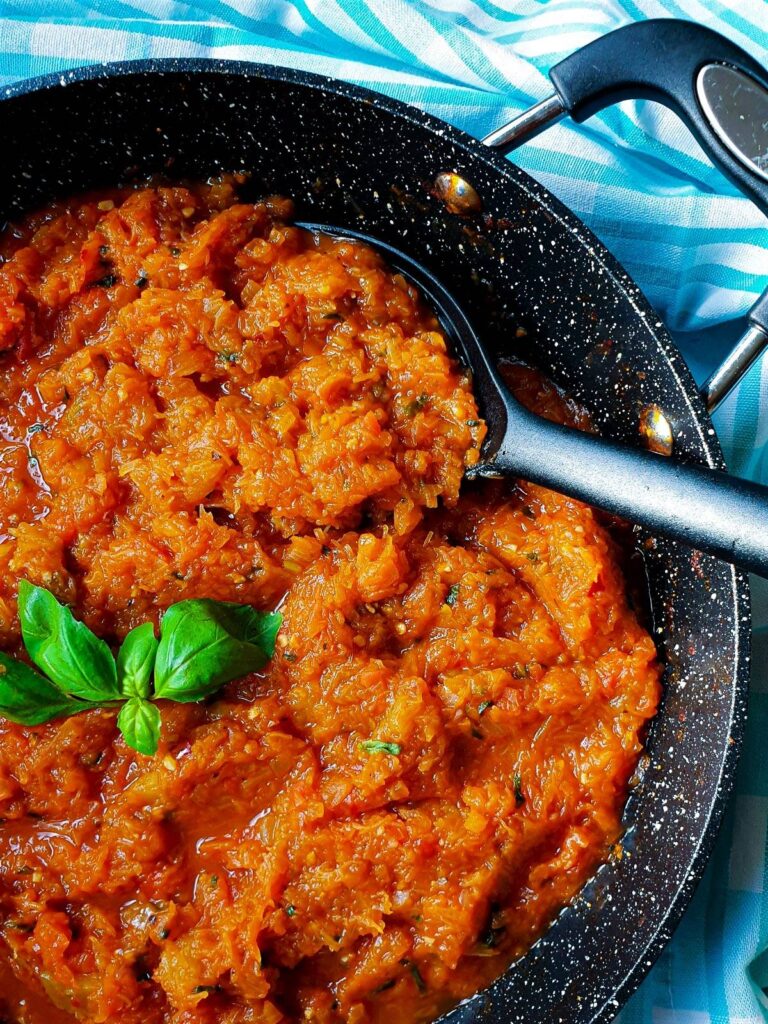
[0,652,88,725]
[117,622,158,699]
[117,697,161,756]
[154,600,281,702]
[18,581,118,702]
[407,961,427,993]
[360,740,401,756]
[514,773,525,807]
[0,583,282,756]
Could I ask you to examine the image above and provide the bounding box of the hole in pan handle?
[483,18,768,412]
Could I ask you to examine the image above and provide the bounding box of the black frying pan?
[0,17,764,1024]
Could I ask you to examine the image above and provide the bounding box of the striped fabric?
[1,2,768,1021]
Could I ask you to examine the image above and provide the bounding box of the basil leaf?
[0,652,87,725]
[154,599,282,702]
[117,697,161,756]
[18,581,118,702]
[244,607,282,659]
[117,623,158,699]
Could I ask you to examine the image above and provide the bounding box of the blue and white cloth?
[1,2,768,1021]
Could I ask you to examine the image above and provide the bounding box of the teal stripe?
[703,0,768,51]
[584,216,768,246]
[490,19,614,45]
[0,15,321,56]
[518,144,714,196]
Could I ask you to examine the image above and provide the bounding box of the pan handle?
[475,403,768,579]
[483,18,768,411]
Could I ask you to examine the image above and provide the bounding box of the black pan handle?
[550,19,768,219]
[484,18,768,367]
[482,407,768,578]
[548,18,768,341]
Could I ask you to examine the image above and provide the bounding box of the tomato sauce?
[0,179,661,1023]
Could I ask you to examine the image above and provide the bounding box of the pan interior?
[0,61,749,1024]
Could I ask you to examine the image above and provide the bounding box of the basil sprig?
[0,584,281,756]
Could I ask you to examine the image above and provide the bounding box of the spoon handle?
[485,413,768,577]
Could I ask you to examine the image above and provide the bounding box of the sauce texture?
[0,179,661,1024]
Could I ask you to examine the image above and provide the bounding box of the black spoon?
[301,222,768,577]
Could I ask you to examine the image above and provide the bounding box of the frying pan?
[0,16,765,1024]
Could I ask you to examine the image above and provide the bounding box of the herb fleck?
[285,904,296,917]
[27,424,46,435]
[445,583,460,606]
[513,773,525,806]
[283,651,297,663]
[402,960,426,992]
[93,273,118,288]
[217,351,240,364]
[404,393,429,416]
[525,551,540,564]
[478,700,494,716]
[466,419,480,427]
[5,920,34,932]
[480,905,506,948]
[373,978,397,994]
[361,740,401,756]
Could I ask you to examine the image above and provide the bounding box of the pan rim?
[0,55,752,1024]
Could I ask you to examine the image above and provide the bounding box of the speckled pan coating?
[0,60,751,1024]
